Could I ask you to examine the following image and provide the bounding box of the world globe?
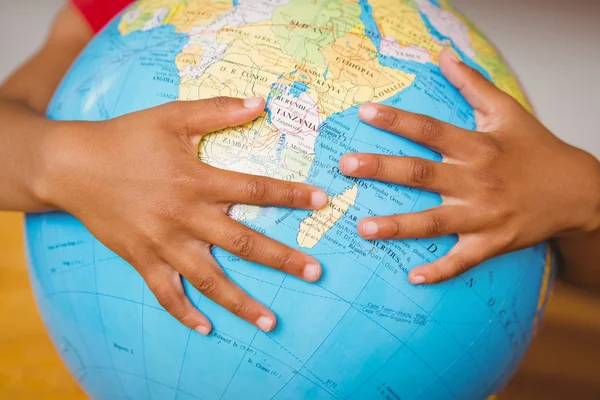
[25,0,556,399]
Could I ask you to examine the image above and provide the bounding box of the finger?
[408,237,496,284]
[357,206,478,240]
[144,263,212,335]
[203,216,322,283]
[339,153,467,195]
[213,168,329,210]
[168,243,277,332]
[158,96,266,137]
[439,49,514,117]
[357,102,481,160]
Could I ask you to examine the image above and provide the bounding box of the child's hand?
[339,49,600,285]
[39,97,328,334]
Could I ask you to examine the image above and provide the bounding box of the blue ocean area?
[48,20,189,121]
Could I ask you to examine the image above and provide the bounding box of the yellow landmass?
[198,114,279,176]
[118,0,182,35]
[179,18,415,118]
[118,0,232,35]
[168,0,232,32]
[274,147,316,183]
[322,23,416,91]
[370,0,445,64]
[297,185,359,249]
[438,0,532,112]
[175,44,205,72]
[270,0,363,66]
[279,23,416,117]
[179,24,287,101]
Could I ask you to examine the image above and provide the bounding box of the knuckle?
[154,204,188,228]
[228,232,255,258]
[486,204,512,225]
[150,281,178,310]
[228,298,249,316]
[390,218,403,237]
[453,258,474,276]
[273,252,293,271]
[475,172,505,194]
[479,139,504,165]
[176,174,200,191]
[209,97,230,114]
[415,115,443,142]
[244,179,268,202]
[372,156,386,177]
[381,109,399,130]
[156,294,177,311]
[425,215,448,237]
[409,158,436,186]
[195,274,221,296]
[144,227,170,253]
[280,185,300,207]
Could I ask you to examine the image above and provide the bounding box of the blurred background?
[0,0,599,398]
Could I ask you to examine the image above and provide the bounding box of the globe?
[25,1,556,399]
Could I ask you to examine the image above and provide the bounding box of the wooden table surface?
[1,211,599,399]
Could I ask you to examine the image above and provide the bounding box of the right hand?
[37,97,328,335]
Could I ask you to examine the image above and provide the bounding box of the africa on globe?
[25,0,555,399]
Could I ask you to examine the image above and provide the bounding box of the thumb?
[439,49,512,117]
[157,96,266,137]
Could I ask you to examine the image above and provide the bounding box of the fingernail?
[358,103,378,121]
[360,220,379,236]
[303,263,321,282]
[195,325,211,336]
[256,316,275,332]
[243,97,264,109]
[411,275,426,285]
[340,156,359,175]
[311,191,329,209]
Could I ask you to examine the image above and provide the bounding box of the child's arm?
[339,49,600,291]
[0,6,92,211]
[0,6,329,333]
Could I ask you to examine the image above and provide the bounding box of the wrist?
[33,120,88,212]
[584,158,600,233]
[559,150,600,236]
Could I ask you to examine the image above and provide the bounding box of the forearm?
[553,154,600,292]
[554,229,600,292]
[0,100,61,212]
[0,5,91,212]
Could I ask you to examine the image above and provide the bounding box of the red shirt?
[72,0,134,33]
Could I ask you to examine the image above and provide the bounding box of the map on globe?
[25,0,555,399]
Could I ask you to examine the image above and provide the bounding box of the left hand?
[339,49,600,285]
